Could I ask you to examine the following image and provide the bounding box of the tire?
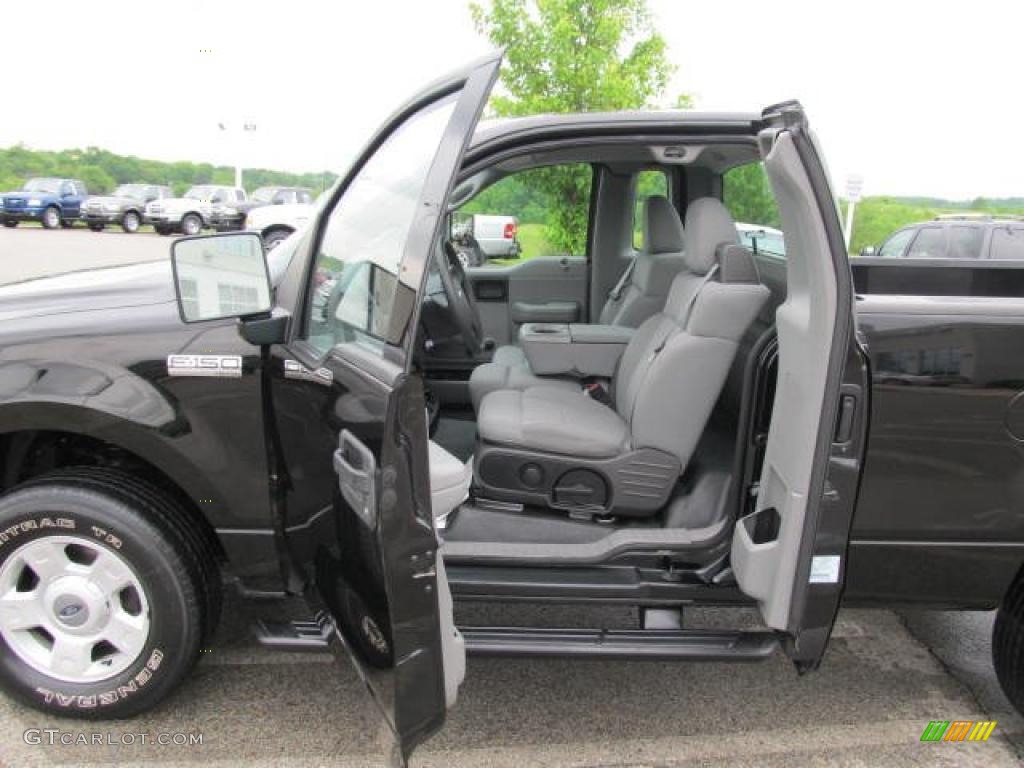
[181,214,202,237]
[88,223,104,233]
[262,228,293,251]
[121,211,140,234]
[2,221,16,228]
[41,207,61,230]
[0,468,221,719]
[994,571,1024,716]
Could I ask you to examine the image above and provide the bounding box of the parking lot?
[0,226,1023,767]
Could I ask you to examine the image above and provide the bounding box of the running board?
[254,610,334,651]
[462,627,779,661]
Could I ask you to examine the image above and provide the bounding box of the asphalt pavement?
[0,225,1022,767]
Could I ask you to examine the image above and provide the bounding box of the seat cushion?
[478,387,630,458]
[428,440,471,526]
[468,357,579,411]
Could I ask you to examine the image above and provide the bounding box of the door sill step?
[462,626,779,661]
[254,610,334,651]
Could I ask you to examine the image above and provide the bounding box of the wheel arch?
[261,224,295,239]
[0,407,227,566]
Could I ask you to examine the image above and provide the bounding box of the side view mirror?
[859,245,877,257]
[171,232,271,323]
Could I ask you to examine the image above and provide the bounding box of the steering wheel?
[438,239,484,354]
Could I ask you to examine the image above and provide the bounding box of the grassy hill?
[0,145,337,197]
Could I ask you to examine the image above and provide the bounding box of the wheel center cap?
[53,595,89,627]
[45,578,108,634]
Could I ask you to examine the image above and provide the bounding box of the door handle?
[333,429,377,528]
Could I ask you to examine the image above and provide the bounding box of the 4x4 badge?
[166,355,243,378]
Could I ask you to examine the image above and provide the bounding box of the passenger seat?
[468,195,686,410]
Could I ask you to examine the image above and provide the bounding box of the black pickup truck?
[1,54,1022,765]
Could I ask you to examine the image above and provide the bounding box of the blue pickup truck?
[0,177,89,229]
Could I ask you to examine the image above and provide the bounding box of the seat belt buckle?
[583,380,613,407]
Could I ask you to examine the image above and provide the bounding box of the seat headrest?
[717,243,761,284]
[683,197,738,275]
[644,195,685,255]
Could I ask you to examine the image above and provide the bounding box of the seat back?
[599,196,686,327]
[612,198,770,472]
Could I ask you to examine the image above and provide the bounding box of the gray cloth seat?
[474,198,770,516]
[468,195,686,411]
[478,387,631,459]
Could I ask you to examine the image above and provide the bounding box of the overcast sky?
[3,0,1020,199]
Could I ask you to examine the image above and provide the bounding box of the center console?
[518,322,634,378]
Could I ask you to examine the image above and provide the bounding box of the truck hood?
[0,261,177,323]
[246,202,315,230]
[2,191,54,201]
[83,195,141,208]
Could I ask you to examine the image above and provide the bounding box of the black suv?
[863,214,1024,260]
[81,184,175,233]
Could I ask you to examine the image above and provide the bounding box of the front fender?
[0,358,238,529]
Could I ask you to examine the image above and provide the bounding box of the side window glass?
[632,170,669,250]
[878,228,914,258]
[906,227,946,259]
[990,226,1024,260]
[723,162,785,258]
[948,226,984,259]
[454,163,593,268]
[305,94,457,355]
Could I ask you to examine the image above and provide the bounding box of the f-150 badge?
[166,354,243,378]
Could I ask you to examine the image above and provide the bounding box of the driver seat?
[468,196,687,411]
[473,198,769,517]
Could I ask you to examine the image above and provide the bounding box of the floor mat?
[434,413,477,462]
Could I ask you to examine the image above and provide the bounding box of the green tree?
[470,0,676,254]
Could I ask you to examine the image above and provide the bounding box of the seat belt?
[649,263,720,359]
[607,257,637,302]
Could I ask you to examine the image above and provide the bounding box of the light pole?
[844,174,863,254]
[217,121,257,189]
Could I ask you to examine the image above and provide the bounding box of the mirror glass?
[172,233,271,322]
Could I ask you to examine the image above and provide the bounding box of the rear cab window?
[724,162,785,259]
[632,169,669,250]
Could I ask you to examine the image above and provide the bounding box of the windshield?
[251,188,280,203]
[184,186,215,200]
[22,178,62,195]
[114,184,147,199]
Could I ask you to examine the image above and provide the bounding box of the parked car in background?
[209,186,313,232]
[81,184,175,233]
[860,214,1024,261]
[245,191,324,249]
[0,178,88,229]
[450,211,521,266]
[736,222,785,258]
[145,185,246,236]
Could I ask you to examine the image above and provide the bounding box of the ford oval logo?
[59,603,83,619]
